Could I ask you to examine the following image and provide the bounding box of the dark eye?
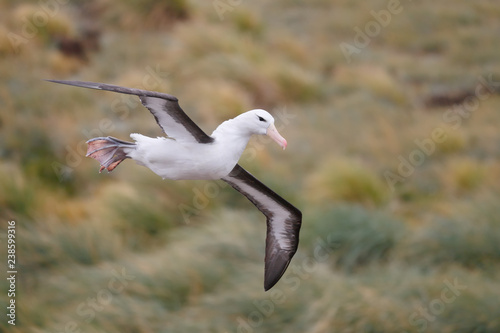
[257,116,266,122]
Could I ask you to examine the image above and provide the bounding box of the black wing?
[47,80,214,144]
[222,164,302,291]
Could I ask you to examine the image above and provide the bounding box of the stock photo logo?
[404,278,467,333]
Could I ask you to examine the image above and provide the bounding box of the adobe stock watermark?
[403,277,467,333]
[178,106,297,224]
[47,267,135,333]
[339,0,411,64]
[213,0,244,20]
[51,65,170,182]
[384,73,500,192]
[235,234,341,333]
[7,0,70,53]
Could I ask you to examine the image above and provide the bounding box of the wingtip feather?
[264,252,293,291]
[45,79,103,90]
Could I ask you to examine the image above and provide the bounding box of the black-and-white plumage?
[223,165,301,290]
[48,80,302,291]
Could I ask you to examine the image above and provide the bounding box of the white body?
[128,131,247,180]
[127,110,285,180]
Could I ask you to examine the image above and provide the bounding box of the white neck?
[211,117,254,159]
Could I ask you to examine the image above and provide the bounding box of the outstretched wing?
[222,164,302,291]
[47,80,214,144]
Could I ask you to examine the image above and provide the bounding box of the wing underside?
[222,164,302,291]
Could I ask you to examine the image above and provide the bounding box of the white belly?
[128,134,244,180]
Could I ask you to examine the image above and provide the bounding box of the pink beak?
[266,123,287,150]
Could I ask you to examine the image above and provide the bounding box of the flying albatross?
[48,80,302,291]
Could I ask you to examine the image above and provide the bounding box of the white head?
[236,109,288,149]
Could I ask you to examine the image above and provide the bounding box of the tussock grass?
[10,3,76,44]
[47,51,87,76]
[300,263,500,333]
[17,217,123,274]
[108,193,177,250]
[307,158,389,207]
[335,65,408,106]
[231,9,264,36]
[304,205,404,272]
[404,202,500,270]
[0,26,16,56]
[441,157,486,195]
[0,162,35,219]
[186,78,251,126]
[100,0,192,30]
[436,129,467,155]
[3,0,500,331]
[272,62,323,103]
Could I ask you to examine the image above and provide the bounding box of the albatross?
[48,80,302,291]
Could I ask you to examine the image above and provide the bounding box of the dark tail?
[86,136,136,173]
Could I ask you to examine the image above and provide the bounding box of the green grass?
[1,0,500,331]
[303,205,404,272]
[404,201,500,270]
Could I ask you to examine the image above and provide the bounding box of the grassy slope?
[1,0,500,332]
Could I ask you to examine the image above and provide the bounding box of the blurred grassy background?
[1,0,500,332]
